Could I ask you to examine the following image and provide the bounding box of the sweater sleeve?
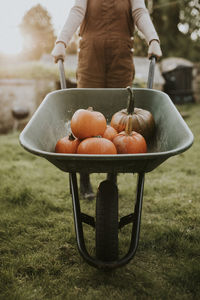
[131,0,159,44]
[56,0,87,46]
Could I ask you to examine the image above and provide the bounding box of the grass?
[0,61,75,80]
[0,103,199,300]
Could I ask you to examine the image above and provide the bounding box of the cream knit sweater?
[56,0,159,46]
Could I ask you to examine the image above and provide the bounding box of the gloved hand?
[51,42,66,63]
[148,40,162,60]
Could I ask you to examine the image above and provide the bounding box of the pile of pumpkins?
[55,87,155,155]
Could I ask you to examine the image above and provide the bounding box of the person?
[52,0,162,199]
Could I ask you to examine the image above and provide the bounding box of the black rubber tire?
[95,180,119,261]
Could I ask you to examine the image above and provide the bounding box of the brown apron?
[77,0,135,88]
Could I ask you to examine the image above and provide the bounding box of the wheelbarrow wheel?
[95,180,118,261]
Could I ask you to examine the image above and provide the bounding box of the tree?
[134,0,200,61]
[153,0,200,61]
[179,0,200,40]
[20,4,55,60]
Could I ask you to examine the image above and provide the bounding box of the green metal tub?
[19,87,193,173]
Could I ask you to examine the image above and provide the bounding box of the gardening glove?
[148,40,162,60]
[51,42,66,63]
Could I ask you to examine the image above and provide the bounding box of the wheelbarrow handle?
[58,59,67,89]
[58,56,156,90]
[147,56,156,89]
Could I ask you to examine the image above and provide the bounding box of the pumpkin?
[102,125,118,141]
[77,137,117,155]
[110,86,155,140]
[71,107,107,139]
[55,133,80,153]
[113,116,147,154]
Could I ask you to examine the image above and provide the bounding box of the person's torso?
[80,0,134,40]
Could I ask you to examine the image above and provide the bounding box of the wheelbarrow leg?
[116,172,145,266]
[69,173,87,255]
[128,172,145,256]
[69,172,97,267]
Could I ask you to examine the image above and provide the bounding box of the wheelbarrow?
[19,57,193,270]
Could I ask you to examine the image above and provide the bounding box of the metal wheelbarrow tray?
[19,60,193,270]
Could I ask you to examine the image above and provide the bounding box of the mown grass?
[0,103,199,300]
[0,61,75,80]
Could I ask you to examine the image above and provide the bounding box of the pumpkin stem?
[126,86,135,115]
[125,116,133,135]
[69,133,76,141]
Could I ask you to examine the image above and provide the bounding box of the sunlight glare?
[0,27,23,55]
[0,0,74,56]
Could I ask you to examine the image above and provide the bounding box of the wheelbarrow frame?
[19,58,194,270]
[69,172,145,269]
[64,58,153,269]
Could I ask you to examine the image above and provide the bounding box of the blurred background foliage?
[1,1,200,62]
[20,4,56,60]
[152,0,200,61]
[134,0,200,61]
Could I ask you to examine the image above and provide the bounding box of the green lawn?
[0,61,75,80]
[0,103,199,300]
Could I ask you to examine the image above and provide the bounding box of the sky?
[0,0,74,54]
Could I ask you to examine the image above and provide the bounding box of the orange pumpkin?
[111,87,155,140]
[102,125,118,141]
[55,134,80,153]
[113,116,147,154]
[71,107,107,139]
[77,137,117,155]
